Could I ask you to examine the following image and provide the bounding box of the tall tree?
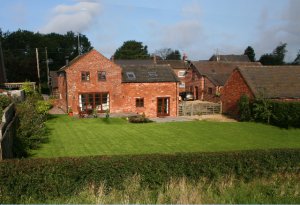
[113,40,150,59]
[243,46,255,62]
[166,50,181,60]
[292,50,300,65]
[1,29,92,83]
[259,42,287,65]
[155,48,181,60]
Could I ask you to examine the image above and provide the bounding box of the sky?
[0,0,299,61]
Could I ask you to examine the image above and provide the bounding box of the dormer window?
[81,71,90,82]
[98,71,106,81]
[148,71,158,78]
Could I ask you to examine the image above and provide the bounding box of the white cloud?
[40,0,102,34]
[255,0,300,61]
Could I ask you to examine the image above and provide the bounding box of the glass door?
[157,97,170,117]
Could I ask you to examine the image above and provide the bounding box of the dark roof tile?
[121,65,180,83]
[238,66,300,99]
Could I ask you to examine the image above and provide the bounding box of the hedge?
[0,149,299,203]
[270,101,300,128]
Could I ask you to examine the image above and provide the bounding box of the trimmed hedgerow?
[270,101,300,128]
[0,149,299,203]
[239,96,300,128]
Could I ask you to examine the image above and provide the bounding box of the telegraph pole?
[45,47,50,93]
[36,48,41,92]
[77,32,81,55]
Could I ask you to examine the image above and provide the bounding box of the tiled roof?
[209,55,250,62]
[121,65,180,83]
[157,60,187,69]
[58,49,94,72]
[191,61,261,86]
[237,66,300,99]
[114,60,155,66]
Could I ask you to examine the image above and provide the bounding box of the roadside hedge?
[0,149,299,203]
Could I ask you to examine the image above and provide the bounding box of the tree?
[243,46,255,62]
[292,50,300,65]
[113,40,150,59]
[1,30,92,83]
[166,50,181,60]
[259,42,287,65]
[155,48,181,60]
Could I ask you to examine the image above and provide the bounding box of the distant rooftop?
[209,54,250,62]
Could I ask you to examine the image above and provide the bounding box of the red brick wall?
[57,50,178,117]
[174,68,187,93]
[122,82,178,118]
[57,73,67,112]
[185,68,220,102]
[221,70,254,115]
[64,50,123,114]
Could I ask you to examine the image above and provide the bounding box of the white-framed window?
[178,71,186,78]
[179,82,185,88]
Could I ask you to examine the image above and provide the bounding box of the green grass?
[32,115,300,158]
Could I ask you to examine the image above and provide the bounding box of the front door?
[195,86,199,100]
[157,97,170,117]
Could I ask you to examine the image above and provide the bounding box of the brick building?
[185,61,261,102]
[221,66,300,115]
[115,59,189,93]
[57,50,179,117]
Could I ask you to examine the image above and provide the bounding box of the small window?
[81,71,90,81]
[126,72,136,80]
[178,71,186,78]
[179,82,185,88]
[98,71,106,81]
[136,98,144,107]
[208,87,213,94]
[148,71,158,78]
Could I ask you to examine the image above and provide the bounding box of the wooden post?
[36,48,41,93]
[45,47,50,94]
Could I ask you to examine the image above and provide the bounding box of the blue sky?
[0,0,299,61]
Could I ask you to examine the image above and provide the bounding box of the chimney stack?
[153,55,157,64]
[183,53,187,61]
[65,56,69,66]
[111,55,114,62]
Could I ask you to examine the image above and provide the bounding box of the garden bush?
[14,95,50,157]
[0,149,299,203]
[238,95,300,128]
[128,114,152,123]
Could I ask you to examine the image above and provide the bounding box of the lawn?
[32,115,300,158]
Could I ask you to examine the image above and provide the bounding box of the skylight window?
[126,72,136,80]
[148,71,158,78]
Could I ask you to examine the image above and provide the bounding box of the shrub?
[128,114,152,123]
[36,100,52,115]
[252,98,273,124]
[238,95,251,121]
[270,101,300,128]
[0,95,11,109]
[21,81,35,96]
[0,149,299,203]
[14,96,49,157]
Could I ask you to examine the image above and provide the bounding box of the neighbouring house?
[57,49,179,117]
[185,61,261,102]
[209,54,250,62]
[157,60,189,93]
[49,71,59,97]
[221,66,300,115]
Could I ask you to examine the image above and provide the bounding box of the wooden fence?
[179,101,221,116]
[0,103,17,160]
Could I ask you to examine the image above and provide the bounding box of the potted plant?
[68,107,73,117]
